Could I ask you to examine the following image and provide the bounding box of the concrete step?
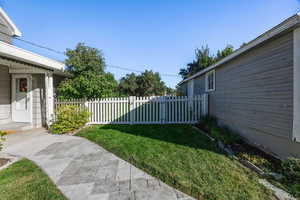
[0,122,35,134]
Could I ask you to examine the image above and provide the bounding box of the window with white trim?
[205,70,215,92]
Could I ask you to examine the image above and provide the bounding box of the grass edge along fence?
[55,95,208,125]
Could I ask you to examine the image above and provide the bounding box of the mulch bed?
[0,158,10,167]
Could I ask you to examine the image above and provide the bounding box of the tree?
[179,45,214,79]
[118,73,138,96]
[179,44,234,79]
[165,87,176,95]
[136,70,166,96]
[57,43,118,99]
[118,70,168,96]
[215,45,234,61]
[65,43,105,76]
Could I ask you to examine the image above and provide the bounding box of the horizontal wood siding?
[210,32,293,138]
[0,65,11,123]
[0,15,12,43]
[32,74,46,127]
[188,31,299,158]
[179,83,188,96]
[209,32,299,158]
[193,76,206,95]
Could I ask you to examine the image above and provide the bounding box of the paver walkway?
[2,129,194,200]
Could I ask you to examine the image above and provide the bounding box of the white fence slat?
[54,94,207,125]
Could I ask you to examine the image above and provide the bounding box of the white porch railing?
[54,94,208,124]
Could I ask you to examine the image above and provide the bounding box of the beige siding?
[0,65,11,123]
[32,74,46,127]
[190,32,300,158]
[0,15,13,43]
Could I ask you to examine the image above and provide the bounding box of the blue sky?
[3,0,300,88]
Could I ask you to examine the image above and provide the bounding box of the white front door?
[12,74,32,123]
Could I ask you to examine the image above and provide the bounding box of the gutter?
[178,13,300,86]
[0,40,65,71]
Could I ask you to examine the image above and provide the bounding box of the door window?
[17,78,28,93]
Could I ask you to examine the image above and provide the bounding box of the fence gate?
[54,94,208,125]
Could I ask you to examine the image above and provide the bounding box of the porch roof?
[0,40,66,73]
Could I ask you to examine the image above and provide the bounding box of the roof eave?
[178,13,300,86]
[0,40,65,71]
[0,7,22,37]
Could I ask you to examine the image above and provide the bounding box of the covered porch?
[0,41,67,131]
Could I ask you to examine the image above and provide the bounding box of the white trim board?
[0,7,22,37]
[205,70,216,92]
[0,41,65,71]
[293,27,300,143]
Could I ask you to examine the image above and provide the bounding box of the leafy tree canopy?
[179,44,234,79]
[118,70,172,96]
[57,43,118,99]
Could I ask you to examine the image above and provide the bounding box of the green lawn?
[77,124,274,200]
[0,159,67,200]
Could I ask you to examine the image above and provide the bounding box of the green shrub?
[50,105,90,134]
[238,152,272,169]
[282,157,300,182]
[0,131,6,151]
[281,157,300,197]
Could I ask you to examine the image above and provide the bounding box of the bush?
[281,157,300,197]
[238,152,272,169]
[0,131,6,151]
[50,105,90,134]
[282,157,300,182]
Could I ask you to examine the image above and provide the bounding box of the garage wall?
[187,31,299,158]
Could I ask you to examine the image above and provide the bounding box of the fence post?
[202,93,209,116]
[160,96,166,124]
[129,96,135,124]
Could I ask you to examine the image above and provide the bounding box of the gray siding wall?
[0,15,13,43]
[179,82,188,96]
[194,76,206,95]
[0,65,11,124]
[191,32,300,158]
[32,74,46,127]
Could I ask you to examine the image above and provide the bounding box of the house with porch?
[0,7,67,131]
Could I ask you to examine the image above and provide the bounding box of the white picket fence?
[54,94,208,124]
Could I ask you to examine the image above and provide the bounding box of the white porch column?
[293,27,300,142]
[45,72,54,127]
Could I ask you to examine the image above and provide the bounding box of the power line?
[106,64,179,77]
[14,37,180,77]
[15,37,65,55]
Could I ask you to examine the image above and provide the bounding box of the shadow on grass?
[97,124,222,155]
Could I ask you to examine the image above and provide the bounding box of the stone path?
[2,129,195,200]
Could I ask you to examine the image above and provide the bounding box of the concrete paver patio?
[2,129,195,200]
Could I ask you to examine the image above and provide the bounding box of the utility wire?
[14,37,180,77]
[15,37,65,55]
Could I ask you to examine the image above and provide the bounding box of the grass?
[0,159,67,200]
[77,124,274,200]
